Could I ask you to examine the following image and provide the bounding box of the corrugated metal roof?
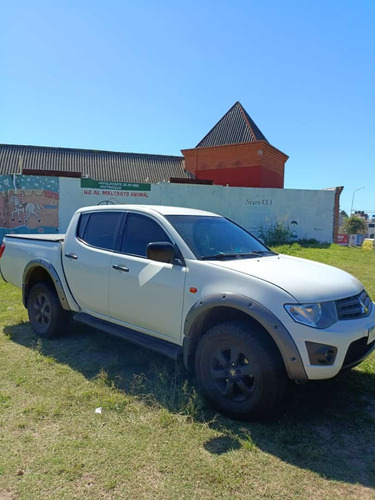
[196,101,268,148]
[0,144,191,183]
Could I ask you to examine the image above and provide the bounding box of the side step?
[73,313,183,360]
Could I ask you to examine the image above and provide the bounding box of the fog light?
[305,342,337,365]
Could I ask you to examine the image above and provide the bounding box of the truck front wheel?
[195,320,287,420]
[27,283,67,338]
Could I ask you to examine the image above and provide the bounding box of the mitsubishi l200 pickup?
[1,205,374,420]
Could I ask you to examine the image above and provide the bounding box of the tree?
[340,209,349,219]
[342,216,367,235]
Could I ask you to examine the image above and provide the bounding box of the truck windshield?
[166,215,275,260]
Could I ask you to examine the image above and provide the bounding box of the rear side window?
[122,213,171,257]
[77,212,122,251]
[77,213,90,240]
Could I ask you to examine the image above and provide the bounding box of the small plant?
[258,221,295,246]
[179,380,205,421]
[95,368,114,388]
[128,363,205,421]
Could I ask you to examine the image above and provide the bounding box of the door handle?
[112,264,129,272]
[65,253,78,260]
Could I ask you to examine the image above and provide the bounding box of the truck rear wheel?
[195,320,287,420]
[27,283,67,338]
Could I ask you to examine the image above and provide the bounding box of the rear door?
[108,212,186,342]
[63,211,123,316]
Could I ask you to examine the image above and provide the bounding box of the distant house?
[354,211,375,239]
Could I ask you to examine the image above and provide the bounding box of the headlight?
[284,302,337,329]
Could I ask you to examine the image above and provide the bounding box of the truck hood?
[211,254,363,303]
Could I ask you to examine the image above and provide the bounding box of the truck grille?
[335,290,373,320]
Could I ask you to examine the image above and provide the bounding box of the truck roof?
[76,204,221,217]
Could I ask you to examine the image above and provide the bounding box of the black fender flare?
[183,293,307,381]
[22,259,72,311]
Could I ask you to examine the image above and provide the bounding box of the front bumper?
[283,302,375,380]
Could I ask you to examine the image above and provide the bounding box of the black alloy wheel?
[195,320,287,420]
[208,345,256,402]
[27,282,67,338]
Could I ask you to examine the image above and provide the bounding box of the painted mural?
[0,175,59,242]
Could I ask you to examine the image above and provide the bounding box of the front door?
[108,213,186,342]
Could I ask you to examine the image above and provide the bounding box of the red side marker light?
[0,243,5,259]
[189,287,198,294]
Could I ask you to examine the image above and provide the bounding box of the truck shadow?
[5,321,375,489]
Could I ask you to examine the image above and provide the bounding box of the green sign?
[81,179,151,191]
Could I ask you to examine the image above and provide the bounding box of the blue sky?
[2,0,374,215]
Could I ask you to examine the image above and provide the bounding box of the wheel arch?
[183,293,307,381]
[22,259,71,311]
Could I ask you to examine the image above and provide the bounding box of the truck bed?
[0,234,66,289]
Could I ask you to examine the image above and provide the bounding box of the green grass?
[1,245,375,499]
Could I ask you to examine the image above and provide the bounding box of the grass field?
[0,245,374,499]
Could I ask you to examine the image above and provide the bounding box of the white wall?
[59,178,335,242]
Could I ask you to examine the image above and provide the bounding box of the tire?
[27,282,68,338]
[195,320,287,420]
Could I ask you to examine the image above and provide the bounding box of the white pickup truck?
[1,205,374,420]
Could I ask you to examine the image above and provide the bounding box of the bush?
[258,223,331,248]
[258,222,295,246]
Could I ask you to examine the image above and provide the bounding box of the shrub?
[258,222,295,246]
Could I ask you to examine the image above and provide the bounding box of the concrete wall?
[58,178,335,242]
[0,174,335,243]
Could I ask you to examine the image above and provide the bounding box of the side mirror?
[146,242,175,264]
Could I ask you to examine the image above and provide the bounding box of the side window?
[122,213,171,257]
[78,212,122,251]
[77,213,90,240]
